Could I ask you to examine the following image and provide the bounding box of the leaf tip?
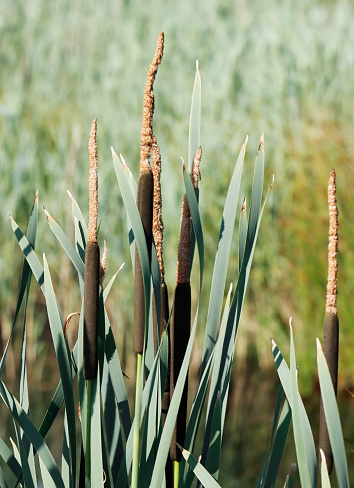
[42,205,53,222]
[176,443,184,453]
[180,156,187,171]
[120,153,128,169]
[320,449,327,464]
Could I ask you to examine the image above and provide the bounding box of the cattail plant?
[133,32,164,356]
[170,147,201,468]
[319,168,339,474]
[83,118,100,381]
[132,32,164,488]
[82,118,101,483]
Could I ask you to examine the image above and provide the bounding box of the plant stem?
[132,353,143,488]
[85,380,92,479]
[174,461,179,488]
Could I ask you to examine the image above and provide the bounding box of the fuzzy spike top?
[88,118,98,243]
[140,32,164,173]
[152,134,165,279]
[326,169,338,315]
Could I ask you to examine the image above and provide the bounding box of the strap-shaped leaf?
[67,190,88,247]
[179,445,221,488]
[262,395,291,488]
[103,264,124,303]
[115,330,168,487]
[10,218,65,324]
[13,420,36,488]
[11,217,44,293]
[61,413,71,488]
[200,140,246,377]
[0,437,21,480]
[112,148,151,333]
[121,154,137,271]
[19,311,37,485]
[183,165,204,291]
[1,192,38,377]
[43,255,76,486]
[200,137,269,476]
[149,310,198,488]
[0,467,9,488]
[104,308,131,440]
[38,341,78,440]
[188,60,201,169]
[0,380,65,488]
[182,347,216,487]
[290,322,312,488]
[284,464,296,488]
[43,208,84,280]
[257,385,284,488]
[320,450,332,488]
[182,285,230,487]
[271,338,317,488]
[317,339,349,488]
[90,375,104,488]
[205,393,221,480]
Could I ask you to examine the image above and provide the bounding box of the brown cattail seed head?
[326,169,338,315]
[176,194,192,284]
[88,119,98,243]
[176,148,202,285]
[140,32,164,173]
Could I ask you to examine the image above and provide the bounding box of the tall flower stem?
[83,119,100,482]
[319,168,339,474]
[132,32,164,488]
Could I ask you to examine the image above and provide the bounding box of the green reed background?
[1,0,353,485]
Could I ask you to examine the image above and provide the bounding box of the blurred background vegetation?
[0,0,353,485]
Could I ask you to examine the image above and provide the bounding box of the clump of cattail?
[83,118,100,380]
[319,168,339,474]
[170,147,202,462]
[133,32,164,355]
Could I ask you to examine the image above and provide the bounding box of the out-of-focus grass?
[1,0,354,484]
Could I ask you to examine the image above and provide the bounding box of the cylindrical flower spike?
[133,33,164,355]
[170,147,202,462]
[170,282,191,462]
[83,118,100,380]
[319,169,339,475]
[133,170,153,354]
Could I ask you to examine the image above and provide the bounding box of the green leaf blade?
[317,339,349,488]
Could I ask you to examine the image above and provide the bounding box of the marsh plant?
[0,33,349,488]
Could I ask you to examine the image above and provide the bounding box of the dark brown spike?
[133,170,153,354]
[319,169,339,475]
[83,241,100,379]
[319,313,339,474]
[169,282,191,462]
